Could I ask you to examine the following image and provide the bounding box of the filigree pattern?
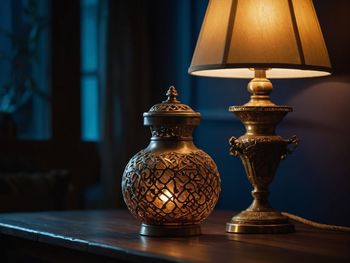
[150,125,194,139]
[229,136,298,160]
[122,150,221,225]
[229,136,289,187]
[229,106,292,112]
[149,103,193,112]
[150,126,180,138]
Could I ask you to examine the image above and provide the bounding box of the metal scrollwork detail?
[150,125,194,139]
[122,149,221,225]
[229,136,276,159]
[229,136,243,157]
[150,126,180,138]
[149,103,193,112]
[281,135,299,160]
[229,135,295,188]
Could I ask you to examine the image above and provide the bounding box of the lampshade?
[189,0,331,79]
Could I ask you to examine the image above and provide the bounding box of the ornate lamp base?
[226,105,298,234]
[140,224,201,237]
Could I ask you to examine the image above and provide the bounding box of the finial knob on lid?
[164,86,180,103]
[144,85,200,121]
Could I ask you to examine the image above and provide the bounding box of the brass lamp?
[189,0,331,233]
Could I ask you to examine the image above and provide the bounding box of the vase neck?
[150,125,195,141]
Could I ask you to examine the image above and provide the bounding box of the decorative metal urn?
[122,86,221,237]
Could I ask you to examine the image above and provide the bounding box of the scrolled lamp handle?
[281,135,299,160]
[229,136,243,157]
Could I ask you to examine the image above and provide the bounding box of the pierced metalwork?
[150,125,194,140]
[148,86,194,113]
[149,104,193,113]
[122,149,220,225]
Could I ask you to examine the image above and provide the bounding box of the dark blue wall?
[151,0,350,226]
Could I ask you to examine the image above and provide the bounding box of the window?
[80,0,104,141]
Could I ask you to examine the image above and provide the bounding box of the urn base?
[140,223,201,237]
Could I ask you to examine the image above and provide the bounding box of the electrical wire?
[281,212,350,232]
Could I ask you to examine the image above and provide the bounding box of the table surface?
[0,210,349,263]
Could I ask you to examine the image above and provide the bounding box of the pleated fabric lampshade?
[189,0,331,79]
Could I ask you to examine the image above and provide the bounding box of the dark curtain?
[98,0,156,208]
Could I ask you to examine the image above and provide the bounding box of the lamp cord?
[281,212,350,232]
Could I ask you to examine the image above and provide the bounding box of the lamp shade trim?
[189,63,332,79]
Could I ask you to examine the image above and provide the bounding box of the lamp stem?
[245,68,275,106]
[254,69,267,78]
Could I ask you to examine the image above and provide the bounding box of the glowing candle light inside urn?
[155,184,176,214]
[159,189,173,203]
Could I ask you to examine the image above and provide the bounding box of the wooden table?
[0,210,349,263]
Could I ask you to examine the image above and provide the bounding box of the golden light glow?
[191,68,331,79]
[159,189,173,203]
[228,0,300,64]
[189,0,332,79]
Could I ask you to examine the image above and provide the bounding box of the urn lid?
[143,86,200,126]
